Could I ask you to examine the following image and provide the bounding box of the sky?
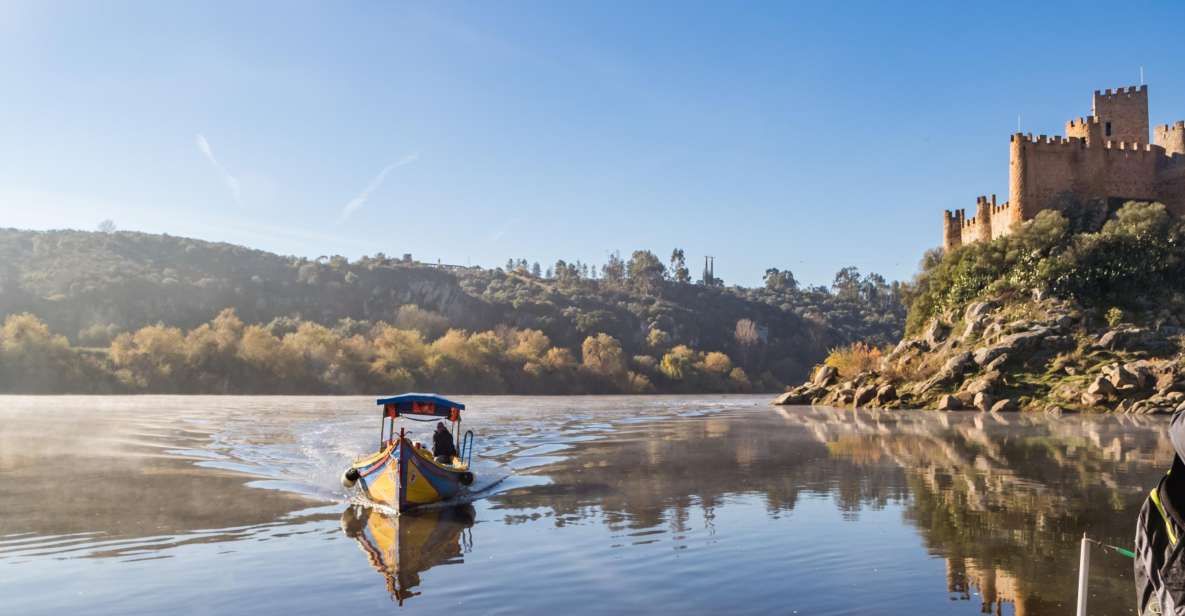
[4,1,1185,287]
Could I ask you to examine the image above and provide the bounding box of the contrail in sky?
[195,134,242,205]
[340,153,419,221]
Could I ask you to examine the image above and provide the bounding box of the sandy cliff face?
[775,296,1185,413]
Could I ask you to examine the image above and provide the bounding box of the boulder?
[973,345,1008,367]
[1086,375,1117,400]
[1102,364,1141,391]
[964,300,999,323]
[1096,327,1162,352]
[853,385,878,407]
[773,390,809,405]
[972,391,994,412]
[962,371,1002,396]
[989,398,1018,413]
[875,383,897,405]
[890,338,928,359]
[984,353,1010,373]
[961,301,999,341]
[923,320,950,347]
[1157,371,1183,395]
[918,352,975,395]
[997,327,1051,351]
[942,352,976,378]
[1125,362,1154,390]
[935,394,962,411]
[812,365,838,388]
[972,329,1049,367]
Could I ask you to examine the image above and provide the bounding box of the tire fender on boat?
[341,467,360,488]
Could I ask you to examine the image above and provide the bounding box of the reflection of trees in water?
[490,414,909,533]
[798,408,1173,615]
[495,408,1175,615]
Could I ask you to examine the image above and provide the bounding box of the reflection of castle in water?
[494,406,1174,615]
[784,407,1174,615]
[340,504,475,606]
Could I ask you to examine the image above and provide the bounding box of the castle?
[943,85,1185,251]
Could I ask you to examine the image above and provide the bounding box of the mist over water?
[0,396,1169,614]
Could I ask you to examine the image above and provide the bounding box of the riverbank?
[775,295,1185,413]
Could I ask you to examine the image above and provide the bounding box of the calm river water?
[0,395,1173,615]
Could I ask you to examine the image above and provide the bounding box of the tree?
[97,219,116,234]
[626,250,666,294]
[734,319,760,347]
[659,345,696,380]
[832,266,862,300]
[581,333,626,377]
[763,268,797,292]
[670,249,691,284]
[602,251,625,287]
[531,262,542,278]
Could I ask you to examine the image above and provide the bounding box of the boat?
[340,503,475,605]
[341,393,475,512]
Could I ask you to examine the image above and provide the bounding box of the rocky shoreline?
[774,296,1185,414]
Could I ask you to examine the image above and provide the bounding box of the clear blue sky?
[4,1,1185,287]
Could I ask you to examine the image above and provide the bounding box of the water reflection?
[340,504,475,606]
[491,406,1174,614]
[789,408,1171,615]
[2,397,1179,615]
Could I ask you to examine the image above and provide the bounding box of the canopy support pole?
[1077,533,1090,616]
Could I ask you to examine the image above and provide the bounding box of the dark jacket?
[433,425,458,460]
[1136,411,1185,615]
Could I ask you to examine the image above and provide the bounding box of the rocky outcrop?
[773,296,1185,413]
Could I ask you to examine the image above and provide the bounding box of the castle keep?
[943,85,1185,251]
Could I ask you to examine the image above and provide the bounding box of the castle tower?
[1155,121,1185,157]
[1008,133,1029,223]
[1092,85,1149,144]
[942,209,964,251]
[974,196,993,243]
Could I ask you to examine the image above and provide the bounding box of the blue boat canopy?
[376,393,465,419]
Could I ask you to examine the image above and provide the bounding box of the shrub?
[906,201,1185,335]
[1105,307,1124,327]
[823,341,883,379]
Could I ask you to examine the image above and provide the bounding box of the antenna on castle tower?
[1017,114,1021,133]
[1140,66,1145,85]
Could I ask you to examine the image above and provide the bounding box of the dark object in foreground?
[1136,410,1185,614]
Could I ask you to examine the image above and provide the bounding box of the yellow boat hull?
[347,437,472,512]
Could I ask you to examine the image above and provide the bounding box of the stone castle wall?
[943,84,1185,251]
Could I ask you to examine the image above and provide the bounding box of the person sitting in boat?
[1136,409,1185,615]
[432,422,458,464]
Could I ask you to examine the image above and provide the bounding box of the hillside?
[777,201,1185,413]
[0,228,904,394]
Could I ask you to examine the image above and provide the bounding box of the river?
[0,395,1171,615]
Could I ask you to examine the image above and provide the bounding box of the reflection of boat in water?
[342,394,476,512]
[340,504,475,605]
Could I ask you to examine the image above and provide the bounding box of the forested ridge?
[0,228,905,394]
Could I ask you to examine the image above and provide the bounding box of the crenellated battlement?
[943,81,1185,252]
[1156,121,1185,156]
[1094,85,1147,100]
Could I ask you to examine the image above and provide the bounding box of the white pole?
[1077,534,1091,616]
